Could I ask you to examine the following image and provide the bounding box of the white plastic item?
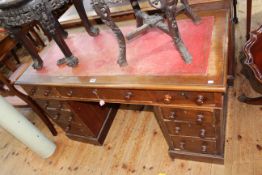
[0,96,56,158]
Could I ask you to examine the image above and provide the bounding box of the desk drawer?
[171,136,218,155]
[165,121,216,139]
[57,87,222,107]
[161,108,220,125]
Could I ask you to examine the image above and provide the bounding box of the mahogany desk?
[16,10,229,163]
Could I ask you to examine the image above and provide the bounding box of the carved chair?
[238,25,262,105]
[0,62,57,136]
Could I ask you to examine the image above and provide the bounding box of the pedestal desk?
[16,10,230,163]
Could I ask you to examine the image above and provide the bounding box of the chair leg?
[238,94,262,105]
[233,0,238,24]
[10,49,20,64]
[0,74,57,136]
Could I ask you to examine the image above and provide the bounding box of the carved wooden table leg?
[38,8,78,67]
[180,0,201,24]
[92,0,127,66]
[73,0,100,36]
[238,94,262,105]
[129,0,144,27]
[9,27,43,70]
[53,18,69,38]
[163,0,192,63]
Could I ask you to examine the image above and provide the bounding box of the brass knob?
[53,113,60,120]
[196,114,204,124]
[44,89,51,96]
[163,94,173,104]
[201,145,207,153]
[65,125,71,132]
[67,90,73,97]
[30,87,37,96]
[44,101,49,109]
[200,129,206,138]
[175,126,181,134]
[169,111,176,119]
[124,92,133,100]
[68,115,73,122]
[57,103,63,108]
[195,95,205,105]
[180,141,185,150]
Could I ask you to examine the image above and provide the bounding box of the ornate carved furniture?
[15,6,232,162]
[0,62,57,136]
[127,0,200,63]
[238,25,262,105]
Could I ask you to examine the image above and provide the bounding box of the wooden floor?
[1,1,262,175]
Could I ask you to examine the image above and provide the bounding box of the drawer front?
[59,122,93,137]
[57,87,222,107]
[22,85,59,98]
[165,121,216,139]
[171,136,217,155]
[36,100,71,111]
[161,108,219,125]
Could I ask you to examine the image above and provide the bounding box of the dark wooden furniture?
[16,7,232,163]
[0,62,57,136]
[246,0,252,40]
[239,25,262,105]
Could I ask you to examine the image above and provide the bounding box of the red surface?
[34,16,214,76]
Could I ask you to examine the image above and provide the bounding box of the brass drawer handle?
[44,101,49,109]
[44,89,51,96]
[67,90,73,97]
[124,92,133,100]
[169,111,176,119]
[200,129,206,138]
[65,125,71,132]
[163,94,173,104]
[30,87,37,96]
[68,115,73,122]
[175,126,181,134]
[196,114,204,124]
[195,95,205,105]
[201,144,207,153]
[53,113,60,120]
[180,141,185,150]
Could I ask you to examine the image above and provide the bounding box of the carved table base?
[128,0,201,63]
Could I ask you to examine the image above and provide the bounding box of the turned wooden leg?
[238,94,262,105]
[246,0,252,40]
[9,27,43,70]
[53,18,68,39]
[74,0,99,36]
[164,0,192,63]
[233,0,238,23]
[129,0,144,27]
[92,0,127,66]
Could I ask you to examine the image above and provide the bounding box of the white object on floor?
[0,96,56,158]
